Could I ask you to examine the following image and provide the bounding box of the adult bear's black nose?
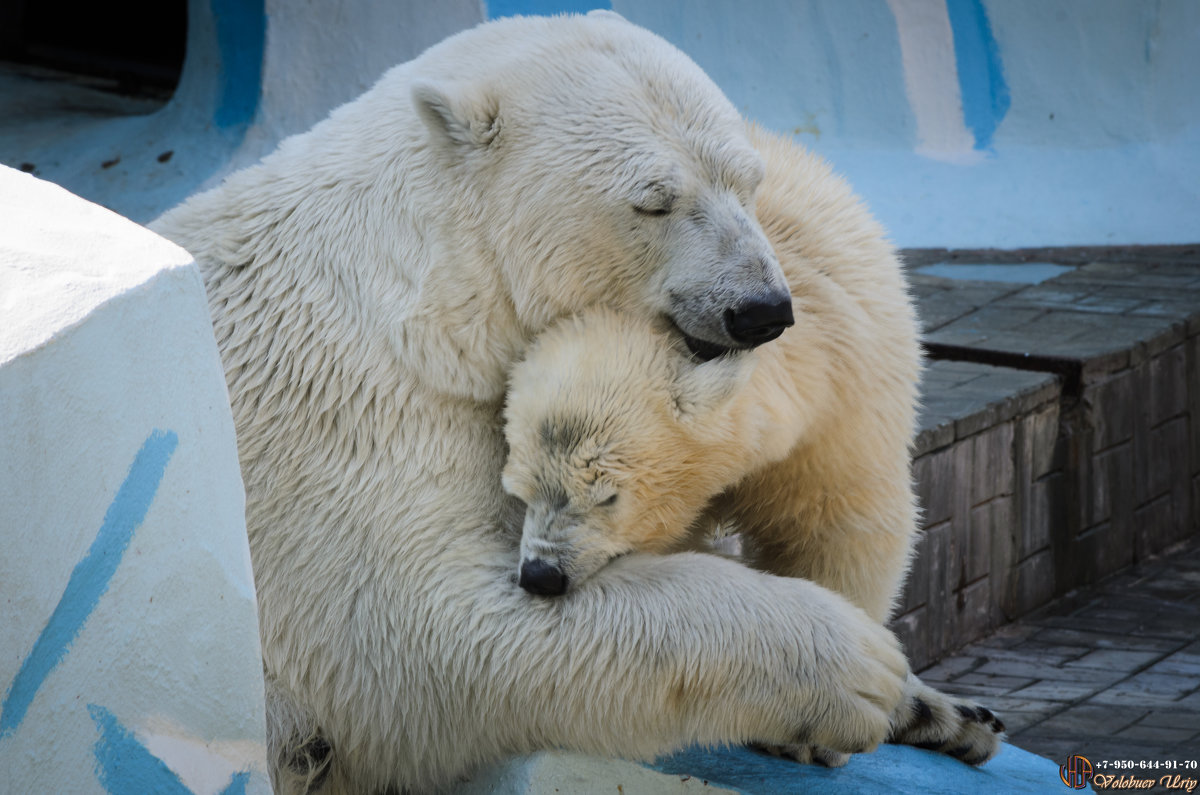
[725,296,795,346]
[519,559,569,596]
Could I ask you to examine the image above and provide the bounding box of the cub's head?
[502,307,753,596]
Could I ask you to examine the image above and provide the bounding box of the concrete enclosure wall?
[2,0,1196,247]
[535,0,1200,249]
[0,0,480,224]
[0,167,270,794]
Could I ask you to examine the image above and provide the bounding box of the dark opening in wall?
[0,0,187,99]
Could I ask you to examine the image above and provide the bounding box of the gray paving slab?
[978,661,1125,685]
[908,274,1024,333]
[1146,653,1200,677]
[913,259,1200,379]
[1063,649,1165,672]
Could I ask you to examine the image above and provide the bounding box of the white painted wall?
[0,0,481,224]
[2,0,1194,248]
[0,167,269,795]
[605,0,1200,249]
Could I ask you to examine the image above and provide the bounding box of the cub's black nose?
[519,559,569,596]
[725,297,794,346]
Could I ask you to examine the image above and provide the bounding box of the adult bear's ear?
[669,353,753,423]
[412,81,501,152]
[587,9,626,22]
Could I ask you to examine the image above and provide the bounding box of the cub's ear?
[669,352,753,422]
[412,81,501,151]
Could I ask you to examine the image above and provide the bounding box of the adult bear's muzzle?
[724,295,795,346]
[677,288,795,361]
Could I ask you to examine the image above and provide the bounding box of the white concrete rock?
[0,166,269,795]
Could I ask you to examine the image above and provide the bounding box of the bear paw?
[796,601,911,757]
[750,742,851,768]
[887,677,1005,766]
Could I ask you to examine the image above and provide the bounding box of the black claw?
[977,707,995,723]
[992,717,1007,733]
[955,703,979,722]
[947,744,975,760]
[911,697,934,727]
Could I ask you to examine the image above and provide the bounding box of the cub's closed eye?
[599,494,618,507]
[633,204,671,217]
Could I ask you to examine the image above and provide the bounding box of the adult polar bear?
[155,12,996,794]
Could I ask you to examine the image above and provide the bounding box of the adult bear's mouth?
[669,318,743,361]
[669,297,794,362]
[680,332,737,362]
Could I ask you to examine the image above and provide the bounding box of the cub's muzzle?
[518,558,569,597]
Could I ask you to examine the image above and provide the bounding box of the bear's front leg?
[723,457,1006,766]
[265,545,912,794]
[479,552,910,771]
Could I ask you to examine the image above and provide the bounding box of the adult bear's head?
[410,11,793,360]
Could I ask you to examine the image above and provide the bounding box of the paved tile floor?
[920,534,1200,766]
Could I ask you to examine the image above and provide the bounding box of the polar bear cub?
[503,306,792,595]
[503,304,1007,769]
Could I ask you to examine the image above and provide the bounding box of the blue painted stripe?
[945,0,1010,150]
[211,0,266,129]
[89,704,192,795]
[0,430,179,737]
[89,704,254,795]
[487,0,611,20]
[220,771,252,795]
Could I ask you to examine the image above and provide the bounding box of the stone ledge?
[918,261,1200,385]
[458,751,737,794]
[902,244,1200,269]
[0,168,194,364]
[650,743,1066,794]
[915,360,1060,458]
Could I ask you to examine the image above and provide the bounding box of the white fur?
[154,14,919,793]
